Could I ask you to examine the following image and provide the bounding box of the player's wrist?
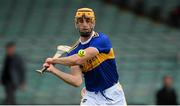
[52,58,61,64]
[52,58,57,64]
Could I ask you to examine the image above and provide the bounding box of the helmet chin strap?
[79,30,92,37]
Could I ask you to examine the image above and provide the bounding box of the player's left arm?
[46,47,99,66]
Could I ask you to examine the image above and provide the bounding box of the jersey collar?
[79,31,95,45]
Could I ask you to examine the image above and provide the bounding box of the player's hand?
[43,63,56,72]
[45,58,54,64]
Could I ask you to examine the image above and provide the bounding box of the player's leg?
[113,83,127,105]
[80,88,98,105]
[98,83,127,105]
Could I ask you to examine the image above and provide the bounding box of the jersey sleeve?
[66,43,80,57]
[90,35,112,54]
[66,49,77,57]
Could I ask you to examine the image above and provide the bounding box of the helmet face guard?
[75,8,95,24]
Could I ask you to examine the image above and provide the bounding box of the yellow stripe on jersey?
[80,48,115,72]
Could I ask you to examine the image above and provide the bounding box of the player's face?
[76,17,95,37]
[164,76,172,87]
[6,46,15,56]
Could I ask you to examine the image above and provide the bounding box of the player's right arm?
[43,63,82,87]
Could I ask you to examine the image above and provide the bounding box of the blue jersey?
[67,32,119,92]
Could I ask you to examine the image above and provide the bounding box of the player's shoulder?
[95,32,109,39]
[92,32,110,42]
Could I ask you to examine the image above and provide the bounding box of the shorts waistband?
[86,82,122,93]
